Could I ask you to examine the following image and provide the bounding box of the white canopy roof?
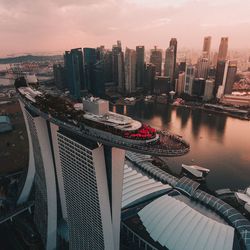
[122,164,171,208]
[138,195,234,250]
[235,191,250,205]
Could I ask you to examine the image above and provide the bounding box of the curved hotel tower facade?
[15,78,189,250]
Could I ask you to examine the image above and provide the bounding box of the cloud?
[0,0,250,56]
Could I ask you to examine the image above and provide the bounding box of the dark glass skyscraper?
[64,48,85,99]
[83,47,97,91]
[192,78,206,97]
[144,63,156,94]
[92,61,105,97]
[214,60,226,95]
[136,46,145,88]
[169,38,178,89]
[149,46,162,76]
[112,42,125,91]
[53,64,66,90]
[83,48,105,97]
[224,61,237,95]
[218,37,228,61]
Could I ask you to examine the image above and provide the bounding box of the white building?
[18,101,125,250]
[82,97,109,115]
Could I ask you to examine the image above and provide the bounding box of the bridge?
[0,201,34,225]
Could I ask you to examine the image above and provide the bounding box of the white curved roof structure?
[138,195,235,250]
[122,164,171,208]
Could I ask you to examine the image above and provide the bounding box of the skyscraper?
[144,63,156,94]
[176,72,185,95]
[224,60,237,95]
[136,46,145,88]
[164,46,175,84]
[83,47,97,91]
[216,60,237,98]
[169,38,178,80]
[202,36,212,58]
[149,46,162,76]
[196,57,209,79]
[112,41,125,91]
[92,60,105,97]
[53,64,66,90]
[124,48,136,93]
[192,78,206,97]
[64,48,85,99]
[203,79,215,101]
[118,52,125,93]
[215,60,226,88]
[218,37,228,61]
[103,51,113,83]
[184,65,195,95]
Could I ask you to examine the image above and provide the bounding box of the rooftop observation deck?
[16,83,190,157]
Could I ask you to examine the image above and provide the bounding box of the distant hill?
[0,55,63,64]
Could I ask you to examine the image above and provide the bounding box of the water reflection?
[112,101,250,190]
[176,107,190,129]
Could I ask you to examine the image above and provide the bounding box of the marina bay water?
[113,101,250,191]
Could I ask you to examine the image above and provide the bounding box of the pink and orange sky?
[0,0,250,56]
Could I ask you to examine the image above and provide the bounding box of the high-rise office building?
[53,64,66,90]
[169,38,178,81]
[164,46,175,84]
[16,80,189,250]
[192,78,206,97]
[176,72,185,95]
[83,47,97,92]
[224,60,237,95]
[149,46,162,76]
[112,41,125,91]
[96,45,105,60]
[136,46,145,88]
[216,60,237,98]
[64,48,85,99]
[203,79,215,101]
[218,37,228,61]
[153,76,171,94]
[184,65,195,95]
[124,48,136,93]
[208,66,216,79]
[92,60,105,97]
[144,63,156,94]
[212,52,218,66]
[202,36,212,58]
[178,61,186,73]
[117,52,125,93]
[215,60,226,87]
[103,51,113,83]
[196,57,209,79]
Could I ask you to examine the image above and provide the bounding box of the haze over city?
[1,0,250,56]
[0,0,250,249]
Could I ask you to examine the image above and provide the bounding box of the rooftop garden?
[34,94,85,123]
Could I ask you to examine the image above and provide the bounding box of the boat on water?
[235,187,250,213]
[181,164,210,180]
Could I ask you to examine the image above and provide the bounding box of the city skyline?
[1,0,250,56]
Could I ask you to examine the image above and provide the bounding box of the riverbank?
[172,102,250,121]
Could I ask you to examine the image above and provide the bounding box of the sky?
[0,0,250,56]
